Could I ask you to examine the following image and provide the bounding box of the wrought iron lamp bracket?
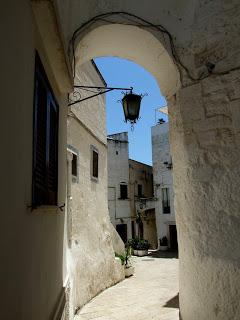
[68,85,133,106]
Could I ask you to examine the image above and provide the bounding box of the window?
[120,184,128,199]
[131,221,135,238]
[32,53,59,206]
[72,153,77,177]
[162,188,170,214]
[67,146,79,183]
[91,146,99,180]
[138,184,143,197]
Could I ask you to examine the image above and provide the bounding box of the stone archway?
[4,2,240,320]
[71,13,240,319]
[74,23,180,99]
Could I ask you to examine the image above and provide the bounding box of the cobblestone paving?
[75,251,179,320]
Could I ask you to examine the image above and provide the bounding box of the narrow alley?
[75,252,179,320]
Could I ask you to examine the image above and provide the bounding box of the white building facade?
[107,132,132,242]
[66,61,124,316]
[152,122,178,250]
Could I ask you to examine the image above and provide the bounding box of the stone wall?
[169,66,240,319]
[0,2,69,319]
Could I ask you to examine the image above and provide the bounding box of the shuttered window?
[92,150,99,179]
[162,188,170,214]
[120,184,128,199]
[32,54,59,206]
[90,145,99,181]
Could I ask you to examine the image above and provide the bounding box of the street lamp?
[68,85,145,125]
[122,92,142,124]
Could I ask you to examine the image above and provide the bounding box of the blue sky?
[95,57,167,165]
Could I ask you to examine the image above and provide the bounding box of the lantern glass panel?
[122,98,129,120]
[122,93,141,122]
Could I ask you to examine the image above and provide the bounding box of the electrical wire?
[69,11,240,84]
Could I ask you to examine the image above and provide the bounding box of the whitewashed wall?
[151,122,175,245]
[107,133,132,240]
[66,62,124,314]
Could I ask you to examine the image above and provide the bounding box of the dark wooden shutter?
[72,154,77,177]
[32,54,59,206]
[46,95,58,205]
[92,150,98,178]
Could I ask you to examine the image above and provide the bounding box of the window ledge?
[118,198,130,200]
[91,176,99,183]
[30,205,62,214]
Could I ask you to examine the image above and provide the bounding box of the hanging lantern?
[122,92,142,124]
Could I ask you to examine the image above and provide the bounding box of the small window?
[162,188,170,214]
[32,53,59,207]
[138,184,143,197]
[120,184,128,199]
[72,153,77,177]
[116,151,118,155]
[91,146,99,180]
[67,146,79,183]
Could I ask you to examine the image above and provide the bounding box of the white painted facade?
[107,132,132,241]
[108,133,157,248]
[66,61,124,316]
[152,122,176,249]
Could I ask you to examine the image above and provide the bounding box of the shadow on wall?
[163,293,179,309]
[149,250,178,259]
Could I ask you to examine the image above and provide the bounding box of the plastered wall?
[151,123,176,245]
[107,133,132,239]
[0,2,68,319]
[67,62,124,313]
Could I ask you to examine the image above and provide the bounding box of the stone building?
[151,121,178,250]
[129,159,158,249]
[66,61,124,316]
[3,1,240,319]
[108,132,157,248]
[107,132,132,242]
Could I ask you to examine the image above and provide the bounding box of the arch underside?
[75,24,180,99]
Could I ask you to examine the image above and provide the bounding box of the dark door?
[169,225,178,251]
[116,224,128,243]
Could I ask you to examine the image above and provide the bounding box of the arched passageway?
[74,23,180,99]
[70,11,240,320]
[5,2,240,320]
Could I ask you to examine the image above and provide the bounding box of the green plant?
[115,246,131,267]
[127,238,150,250]
[127,238,139,249]
[160,236,168,246]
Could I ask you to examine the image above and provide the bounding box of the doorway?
[116,224,128,243]
[169,224,178,251]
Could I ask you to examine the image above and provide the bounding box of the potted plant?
[128,238,150,256]
[115,246,134,277]
[159,236,168,251]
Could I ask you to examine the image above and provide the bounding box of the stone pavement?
[75,251,179,320]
